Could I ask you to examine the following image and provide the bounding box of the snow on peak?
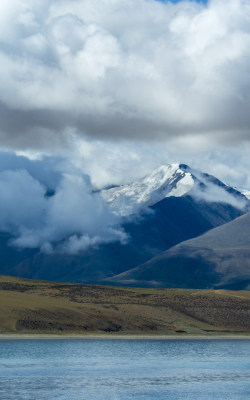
[101,163,195,216]
[239,189,250,200]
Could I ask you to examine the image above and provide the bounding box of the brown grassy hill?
[1,274,250,335]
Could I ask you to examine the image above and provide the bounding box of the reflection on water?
[0,339,250,399]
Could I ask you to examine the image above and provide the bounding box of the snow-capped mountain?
[102,163,249,216]
[1,163,249,288]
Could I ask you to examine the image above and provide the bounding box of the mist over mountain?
[0,152,127,255]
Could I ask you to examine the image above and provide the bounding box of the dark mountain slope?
[108,212,250,289]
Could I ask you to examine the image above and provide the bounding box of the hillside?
[1,275,250,335]
[109,212,250,289]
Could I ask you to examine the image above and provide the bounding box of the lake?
[0,339,250,399]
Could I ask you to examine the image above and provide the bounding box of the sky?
[1,0,250,253]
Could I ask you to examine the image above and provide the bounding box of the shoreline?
[1,333,250,340]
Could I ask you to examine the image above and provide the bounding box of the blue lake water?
[0,339,250,399]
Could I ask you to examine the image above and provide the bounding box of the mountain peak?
[101,163,250,217]
[101,163,195,216]
[179,163,190,171]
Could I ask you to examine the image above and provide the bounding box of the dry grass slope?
[1,274,250,335]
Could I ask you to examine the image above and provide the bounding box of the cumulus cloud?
[0,154,127,254]
[0,0,250,151]
[0,151,62,189]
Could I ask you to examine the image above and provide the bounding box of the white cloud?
[0,169,47,233]
[0,0,249,151]
[0,158,127,254]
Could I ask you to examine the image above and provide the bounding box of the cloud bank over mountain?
[0,153,127,254]
[0,0,250,151]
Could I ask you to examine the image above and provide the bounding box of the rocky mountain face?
[0,163,249,287]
